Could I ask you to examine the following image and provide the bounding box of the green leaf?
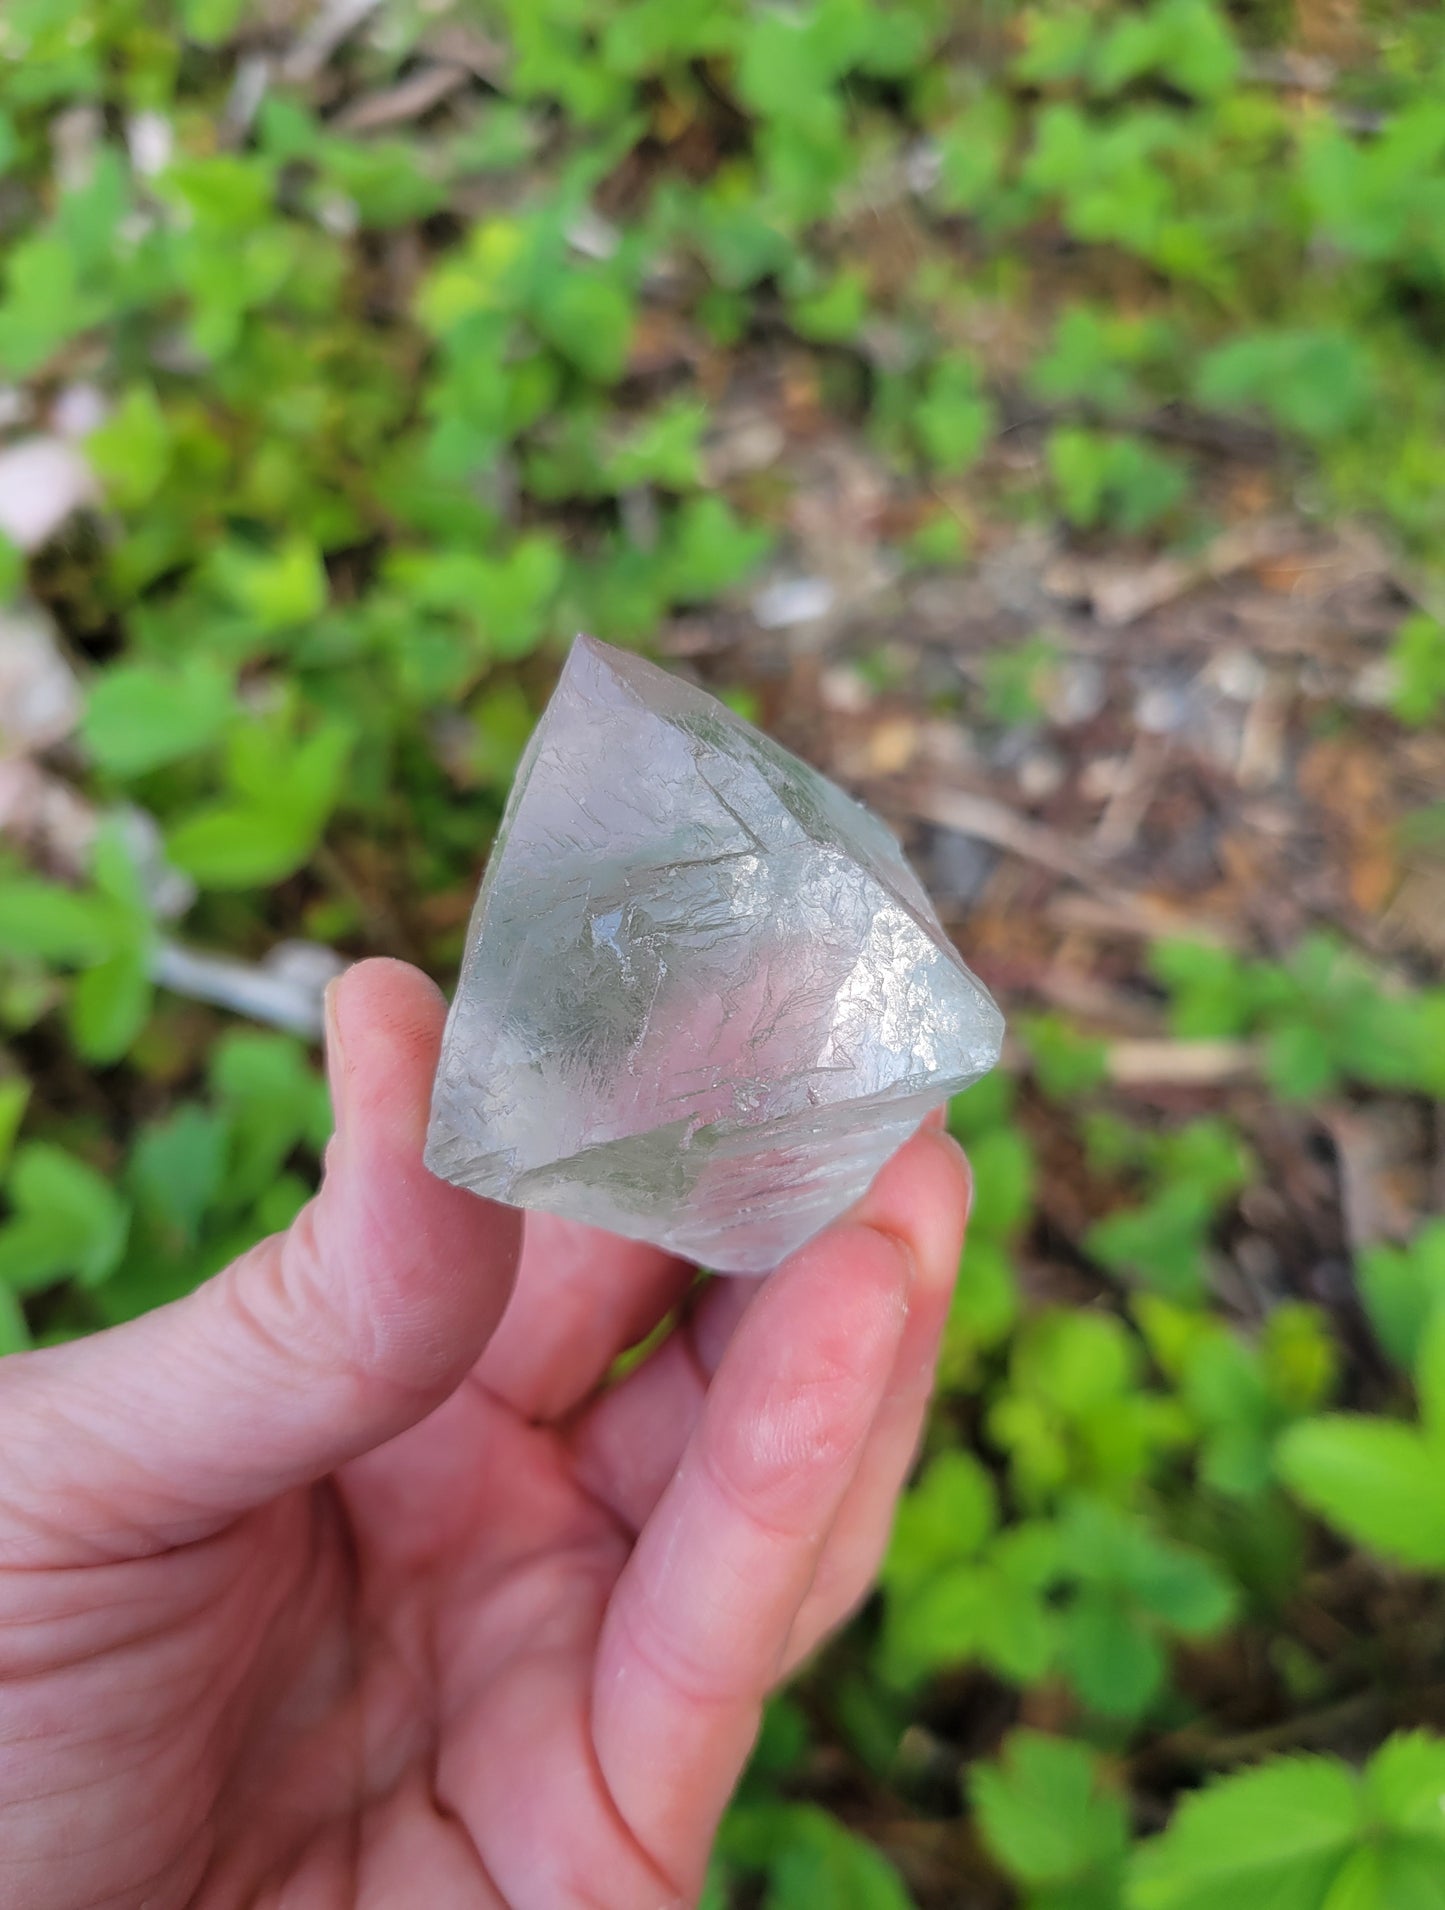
[166,804,315,888]
[964,1126,1034,1240]
[791,269,869,344]
[0,1078,28,1175]
[1327,1842,1445,1910]
[1359,1222,1435,1375]
[972,1731,1128,1890]
[884,1449,998,1588]
[940,1235,1019,1378]
[748,1695,810,1784]
[212,535,328,634]
[761,1805,915,1910]
[182,0,249,44]
[664,494,772,601]
[604,400,707,491]
[1128,1757,1361,1910]
[736,9,846,126]
[1062,1586,1165,1718]
[1415,1307,1445,1440]
[1015,1313,1139,1417]
[935,96,1014,214]
[1265,1018,1341,1102]
[130,1104,228,1251]
[0,1142,129,1294]
[1277,1416,1445,1571]
[696,1861,730,1910]
[83,656,233,776]
[167,716,352,888]
[1020,1013,1109,1100]
[1152,941,1256,1040]
[1129,1734,1445,1910]
[211,1029,328,1204]
[87,386,172,508]
[0,880,117,965]
[0,533,21,603]
[160,151,275,231]
[1196,330,1373,444]
[1087,1182,1216,1302]
[1388,616,1445,728]
[70,943,151,1063]
[947,1071,1017,1144]
[976,1567,1058,1684]
[1048,427,1190,534]
[720,1800,915,1906]
[1092,0,1240,101]
[1127,1536,1237,1637]
[1366,1731,1445,1838]
[881,1562,997,1686]
[914,357,995,474]
[314,136,445,230]
[0,1281,29,1355]
[479,534,565,660]
[534,273,635,383]
[1263,1304,1339,1416]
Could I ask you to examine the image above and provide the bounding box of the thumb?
[0,959,521,1563]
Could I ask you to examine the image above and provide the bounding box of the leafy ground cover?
[1,2,1444,1904]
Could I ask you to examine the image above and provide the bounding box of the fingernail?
[929,1127,974,1235]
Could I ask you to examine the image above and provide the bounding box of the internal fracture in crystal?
[426,635,1004,1273]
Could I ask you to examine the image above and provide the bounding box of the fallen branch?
[899,780,1239,947]
[152,941,345,1039]
[334,64,470,134]
[1106,1038,1259,1087]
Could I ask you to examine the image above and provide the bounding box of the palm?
[66,1384,661,1907]
[1,964,968,1910]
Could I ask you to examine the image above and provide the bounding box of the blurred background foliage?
[1,1,1444,1904]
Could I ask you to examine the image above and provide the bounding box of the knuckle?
[219,1209,371,1396]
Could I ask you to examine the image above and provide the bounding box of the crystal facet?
[426,636,1004,1273]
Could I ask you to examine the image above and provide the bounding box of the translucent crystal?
[426,636,1004,1273]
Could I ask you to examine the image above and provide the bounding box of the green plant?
[1151,938,1445,1102]
[1048,428,1191,535]
[0,1140,129,1314]
[989,1308,1190,1505]
[1138,1296,1337,1499]
[941,1075,1028,1384]
[912,356,997,475]
[1049,1496,1237,1721]
[1029,306,1179,420]
[718,1800,915,1908]
[1278,1299,1445,1571]
[1387,614,1445,726]
[1018,1011,1110,1100]
[972,1731,1129,1910]
[1358,1223,1445,1370]
[1195,330,1374,444]
[1085,1119,1251,1303]
[1128,1732,1445,1909]
[879,1449,1058,1690]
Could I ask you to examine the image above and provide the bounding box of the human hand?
[0,958,970,1910]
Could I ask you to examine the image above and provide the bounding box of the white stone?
[0,437,96,552]
[427,637,1003,1272]
[0,606,81,754]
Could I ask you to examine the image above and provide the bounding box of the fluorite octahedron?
[425,636,1004,1273]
